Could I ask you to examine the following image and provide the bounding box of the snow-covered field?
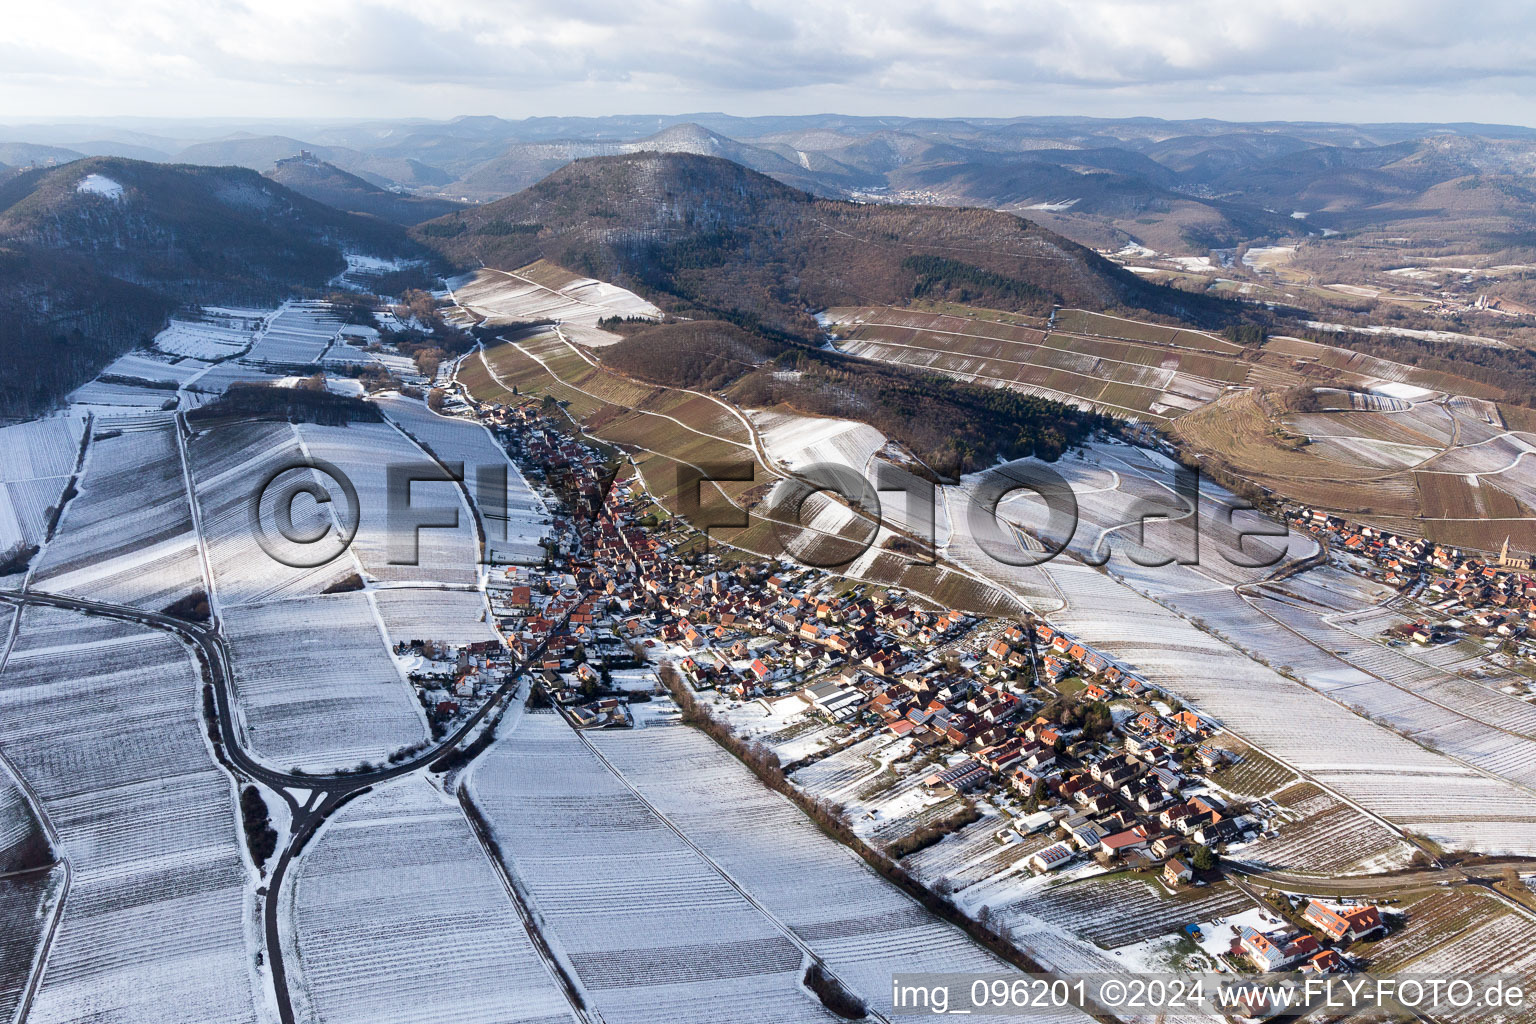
[1035,559,1536,854]
[0,415,83,558]
[242,303,340,366]
[371,588,498,646]
[154,312,266,361]
[295,420,481,586]
[283,776,576,1024]
[467,712,849,1024]
[187,419,356,607]
[222,594,429,773]
[377,395,550,566]
[0,606,259,1024]
[447,265,660,346]
[587,718,1091,1022]
[31,417,204,610]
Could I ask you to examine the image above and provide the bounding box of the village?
[398,383,1415,985]
[1288,505,1536,675]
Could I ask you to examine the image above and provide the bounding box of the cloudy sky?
[6,0,1535,125]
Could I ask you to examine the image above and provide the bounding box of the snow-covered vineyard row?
[0,606,259,1024]
[468,713,850,1024]
[187,419,355,608]
[377,395,550,566]
[283,776,576,1024]
[371,588,498,646]
[241,302,343,366]
[295,419,481,586]
[586,719,1092,1023]
[446,264,661,347]
[0,415,82,558]
[154,310,267,361]
[223,593,428,774]
[31,417,204,611]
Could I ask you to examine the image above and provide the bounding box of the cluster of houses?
[396,638,513,727]
[1227,900,1384,975]
[1291,507,1536,652]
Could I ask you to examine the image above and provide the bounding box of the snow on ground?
[1035,559,1536,855]
[283,776,576,1024]
[295,420,481,586]
[467,712,849,1024]
[222,593,429,773]
[447,265,660,343]
[751,411,886,475]
[31,417,204,610]
[588,716,1091,1023]
[371,588,498,646]
[186,419,355,608]
[0,415,83,557]
[1367,381,1436,401]
[376,394,550,566]
[101,351,211,387]
[242,303,340,366]
[154,312,265,361]
[0,606,259,1024]
[74,173,123,199]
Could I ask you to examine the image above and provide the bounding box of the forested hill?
[0,157,419,416]
[413,152,1244,339]
[264,155,463,226]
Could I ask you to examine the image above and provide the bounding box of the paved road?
[0,586,571,1024]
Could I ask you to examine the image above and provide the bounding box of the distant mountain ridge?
[9,113,1536,254]
[264,152,462,226]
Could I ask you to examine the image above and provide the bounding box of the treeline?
[887,802,984,859]
[904,254,1054,315]
[188,381,381,425]
[599,320,789,390]
[732,348,1110,476]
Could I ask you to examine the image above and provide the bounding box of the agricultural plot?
[1361,889,1511,972]
[67,378,180,411]
[0,869,58,1024]
[222,593,429,773]
[376,395,550,566]
[468,713,845,1024]
[1248,586,1536,792]
[242,302,340,366]
[0,606,259,1024]
[1016,875,1251,949]
[0,415,83,557]
[831,306,1267,422]
[284,776,576,1024]
[31,418,204,611]
[0,755,55,1024]
[295,420,481,585]
[448,262,660,343]
[153,310,266,361]
[588,721,1090,1022]
[1052,310,1243,353]
[187,419,356,607]
[1401,913,1536,1024]
[1236,783,1414,875]
[99,350,211,387]
[371,588,498,646]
